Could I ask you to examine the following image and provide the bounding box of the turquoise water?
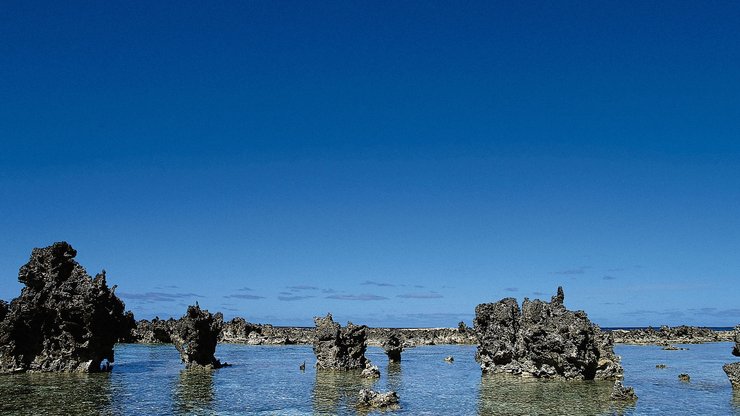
[0,343,738,415]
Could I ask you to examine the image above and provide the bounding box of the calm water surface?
[0,343,738,415]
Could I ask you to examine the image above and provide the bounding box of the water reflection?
[312,370,369,415]
[0,372,113,416]
[732,389,740,412]
[387,361,402,393]
[478,374,635,416]
[173,368,215,415]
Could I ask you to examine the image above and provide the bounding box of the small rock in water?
[723,362,740,389]
[655,364,667,369]
[610,381,638,401]
[444,356,454,363]
[299,361,306,372]
[678,373,690,382]
[358,388,399,409]
[361,363,381,378]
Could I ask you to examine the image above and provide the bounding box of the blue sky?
[1,1,739,327]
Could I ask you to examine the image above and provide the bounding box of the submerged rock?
[723,362,740,389]
[444,356,454,363]
[656,364,667,369]
[357,388,399,409]
[610,381,638,401]
[171,304,225,368]
[313,313,368,370]
[678,373,690,382]
[0,242,130,373]
[382,330,403,362]
[473,287,623,380]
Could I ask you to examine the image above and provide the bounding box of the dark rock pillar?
[0,242,130,373]
[382,330,403,362]
[171,304,225,369]
[312,313,368,370]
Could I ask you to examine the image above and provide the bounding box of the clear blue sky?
[1,1,738,327]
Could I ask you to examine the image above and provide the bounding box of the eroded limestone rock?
[610,381,638,401]
[171,304,225,368]
[313,313,368,370]
[473,287,622,380]
[724,362,740,389]
[382,330,403,362]
[0,242,130,373]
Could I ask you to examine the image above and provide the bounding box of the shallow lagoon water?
[0,342,738,415]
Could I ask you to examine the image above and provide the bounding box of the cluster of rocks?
[723,326,740,389]
[610,381,638,401]
[609,325,732,345]
[0,242,132,373]
[171,304,226,368]
[473,287,623,380]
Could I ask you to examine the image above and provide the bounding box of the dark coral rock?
[733,325,739,357]
[132,318,176,344]
[0,242,130,373]
[313,313,368,370]
[0,300,7,323]
[473,287,623,380]
[382,330,403,362]
[171,304,225,368]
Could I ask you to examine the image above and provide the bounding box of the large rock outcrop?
[313,313,368,370]
[171,304,225,368]
[474,287,622,380]
[0,242,130,373]
[733,325,739,357]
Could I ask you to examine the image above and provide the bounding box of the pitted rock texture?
[171,304,225,368]
[724,362,740,389]
[0,242,130,373]
[382,330,403,362]
[610,325,731,345]
[358,389,399,409]
[474,287,622,380]
[131,318,176,343]
[313,313,368,370]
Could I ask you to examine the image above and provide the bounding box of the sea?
[0,342,738,415]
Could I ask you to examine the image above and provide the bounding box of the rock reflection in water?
[732,389,740,411]
[312,370,370,415]
[0,373,112,416]
[478,374,635,416]
[387,361,402,393]
[174,368,215,415]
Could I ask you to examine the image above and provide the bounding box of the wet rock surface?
[357,388,399,409]
[724,362,740,389]
[382,330,403,362]
[171,304,225,368]
[610,381,638,401]
[0,242,130,373]
[313,313,368,370]
[473,287,622,380]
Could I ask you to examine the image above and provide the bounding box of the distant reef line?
[123,318,734,347]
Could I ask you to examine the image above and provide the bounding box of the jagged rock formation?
[610,381,638,401]
[382,330,403,362]
[733,325,739,357]
[473,287,622,380]
[609,325,732,345]
[724,362,740,389]
[357,389,399,409]
[171,304,225,368]
[0,242,130,373]
[313,313,368,370]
